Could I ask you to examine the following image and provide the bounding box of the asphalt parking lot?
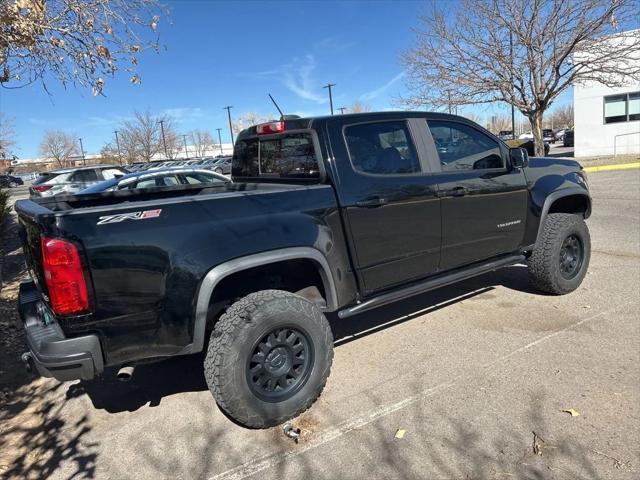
[1,169,638,480]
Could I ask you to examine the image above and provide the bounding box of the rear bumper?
[19,281,103,381]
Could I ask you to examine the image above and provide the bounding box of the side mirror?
[509,147,528,168]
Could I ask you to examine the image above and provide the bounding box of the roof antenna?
[269,93,285,120]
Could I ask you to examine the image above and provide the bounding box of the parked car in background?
[210,157,231,175]
[78,168,230,194]
[29,165,129,197]
[0,174,24,188]
[555,129,566,142]
[563,129,574,147]
[498,130,514,141]
[518,131,534,140]
[543,129,556,144]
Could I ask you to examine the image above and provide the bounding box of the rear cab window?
[232,131,321,180]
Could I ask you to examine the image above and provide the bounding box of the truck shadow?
[73,263,539,414]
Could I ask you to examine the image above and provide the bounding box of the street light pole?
[323,83,336,115]
[224,106,234,146]
[216,128,224,155]
[182,134,189,158]
[158,120,168,159]
[78,137,86,166]
[114,130,122,165]
[338,107,346,114]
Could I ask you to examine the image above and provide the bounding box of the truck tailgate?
[15,199,57,300]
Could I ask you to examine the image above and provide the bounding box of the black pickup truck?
[15,112,591,428]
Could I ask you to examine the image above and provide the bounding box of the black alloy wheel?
[246,326,313,402]
[559,234,583,280]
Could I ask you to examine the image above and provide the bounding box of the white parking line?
[209,300,636,480]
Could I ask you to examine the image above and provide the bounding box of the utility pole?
[182,134,189,158]
[447,90,452,115]
[158,120,168,159]
[114,130,122,164]
[323,83,336,115]
[510,31,516,139]
[338,107,346,114]
[78,137,86,166]
[224,106,234,146]
[216,128,224,155]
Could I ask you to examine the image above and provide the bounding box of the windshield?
[232,132,320,179]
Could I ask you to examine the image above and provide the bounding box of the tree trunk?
[529,112,545,157]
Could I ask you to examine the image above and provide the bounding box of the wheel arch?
[536,188,591,243]
[182,247,338,355]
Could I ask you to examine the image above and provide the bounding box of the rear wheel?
[214,167,223,174]
[528,213,590,294]
[204,290,333,428]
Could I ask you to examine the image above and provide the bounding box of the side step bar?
[338,253,526,319]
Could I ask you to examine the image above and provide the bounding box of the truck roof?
[235,111,475,140]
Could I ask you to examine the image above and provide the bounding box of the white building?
[573,31,640,158]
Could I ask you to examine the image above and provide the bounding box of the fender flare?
[535,187,591,243]
[180,247,338,355]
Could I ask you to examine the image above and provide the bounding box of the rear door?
[327,115,441,296]
[425,118,528,270]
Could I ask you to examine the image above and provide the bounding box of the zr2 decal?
[97,209,162,225]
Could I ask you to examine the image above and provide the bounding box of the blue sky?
[1,0,566,158]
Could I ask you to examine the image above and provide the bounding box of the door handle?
[356,197,389,208]
[439,186,467,197]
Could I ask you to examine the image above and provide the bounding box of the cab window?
[428,121,504,171]
[344,121,420,175]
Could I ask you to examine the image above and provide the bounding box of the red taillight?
[32,185,52,193]
[256,120,285,135]
[40,237,89,315]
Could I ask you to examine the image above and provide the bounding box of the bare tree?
[39,130,77,167]
[117,110,177,162]
[116,128,139,163]
[462,112,483,125]
[401,0,640,156]
[0,112,16,158]
[549,104,574,129]
[232,112,271,134]
[483,113,514,133]
[190,130,215,157]
[100,142,121,165]
[162,122,181,159]
[349,101,372,113]
[0,0,166,95]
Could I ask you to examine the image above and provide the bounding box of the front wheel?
[214,167,223,174]
[528,213,591,294]
[204,290,333,428]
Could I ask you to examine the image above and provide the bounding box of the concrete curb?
[583,162,640,173]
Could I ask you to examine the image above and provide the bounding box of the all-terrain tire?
[528,213,591,294]
[204,290,333,428]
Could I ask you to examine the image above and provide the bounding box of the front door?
[426,119,528,270]
[327,116,441,296]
